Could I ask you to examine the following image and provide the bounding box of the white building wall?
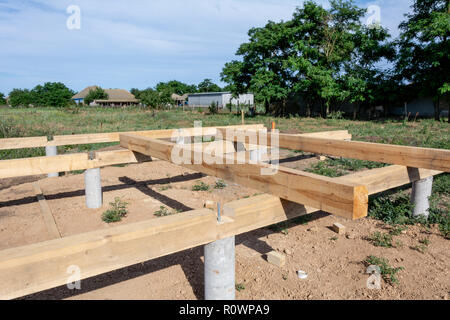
[188,92,254,108]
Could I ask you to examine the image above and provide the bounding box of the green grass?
[367,232,394,248]
[102,197,128,223]
[364,255,404,285]
[306,157,387,177]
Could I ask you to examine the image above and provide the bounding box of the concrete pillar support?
[85,168,102,209]
[411,176,433,218]
[45,146,58,178]
[204,236,235,300]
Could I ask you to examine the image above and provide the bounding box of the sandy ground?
[0,152,448,300]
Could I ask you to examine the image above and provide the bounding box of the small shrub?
[153,206,180,217]
[209,101,218,114]
[235,283,245,292]
[102,197,128,223]
[368,231,393,248]
[192,181,210,191]
[214,179,227,189]
[158,184,171,191]
[369,194,415,225]
[364,255,403,285]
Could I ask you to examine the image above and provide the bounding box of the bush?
[209,101,218,114]
[102,197,128,223]
[84,87,108,106]
[192,181,210,191]
[364,255,403,285]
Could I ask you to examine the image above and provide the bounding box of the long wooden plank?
[119,133,368,219]
[218,129,450,172]
[32,183,61,239]
[0,136,48,150]
[295,130,352,140]
[337,165,442,195]
[0,124,264,150]
[0,194,316,300]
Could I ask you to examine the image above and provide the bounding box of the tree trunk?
[434,96,440,121]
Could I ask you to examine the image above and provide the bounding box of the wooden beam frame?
[0,124,264,150]
[119,133,369,220]
[217,129,450,172]
[0,194,313,300]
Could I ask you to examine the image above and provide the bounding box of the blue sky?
[0,0,414,94]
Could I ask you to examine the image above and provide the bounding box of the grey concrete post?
[411,176,433,218]
[250,148,267,162]
[204,236,235,300]
[45,146,58,178]
[85,168,102,209]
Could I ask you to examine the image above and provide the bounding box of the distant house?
[72,86,139,106]
[187,92,254,108]
[171,93,188,106]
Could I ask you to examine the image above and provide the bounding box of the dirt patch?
[0,155,448,300]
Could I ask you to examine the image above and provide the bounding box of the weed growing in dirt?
[235,283,246,292]
[158,184,172,191]
[368,232,394,248]
[154,206,180,217]
[192,181,210,191]
[214,179,227,189]
[369,194,414,225]
[306,157,386,177]
[364,255,403,285]
[102,197,128,223]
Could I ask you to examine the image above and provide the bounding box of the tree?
[155,80,197,107]
[31,82,75,107]
[84,87,108,105]
[221,0,393,117]
[8,88,34,107]
[396,0,450,121]
[0,93,6,105]
[197,79,222,92]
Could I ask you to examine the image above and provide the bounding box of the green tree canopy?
[84,87,108,105]
[8,82,74,107]
[8,88,34,107]
[0,93,6,105]
[396,0,450,120]
[197,79,222,92]
[31,82,75,107]
[221,0,393,117]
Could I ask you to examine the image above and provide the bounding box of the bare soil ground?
[0,153,448,300]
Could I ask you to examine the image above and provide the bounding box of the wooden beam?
[0,194,315,300]
[0,136,48,150]
[0,148,153,179]
[295,130,352,140]
[32,183,61,240]
[0,124,264,150]
[337,165,442,195]
[218,129,450,172]
[119,133,368,219]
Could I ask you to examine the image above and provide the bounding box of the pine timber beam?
[216,128,450,172]
[336,165,442,195]
[0,194,315,300]
[119,133,369,220]
[0,124,264,150]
